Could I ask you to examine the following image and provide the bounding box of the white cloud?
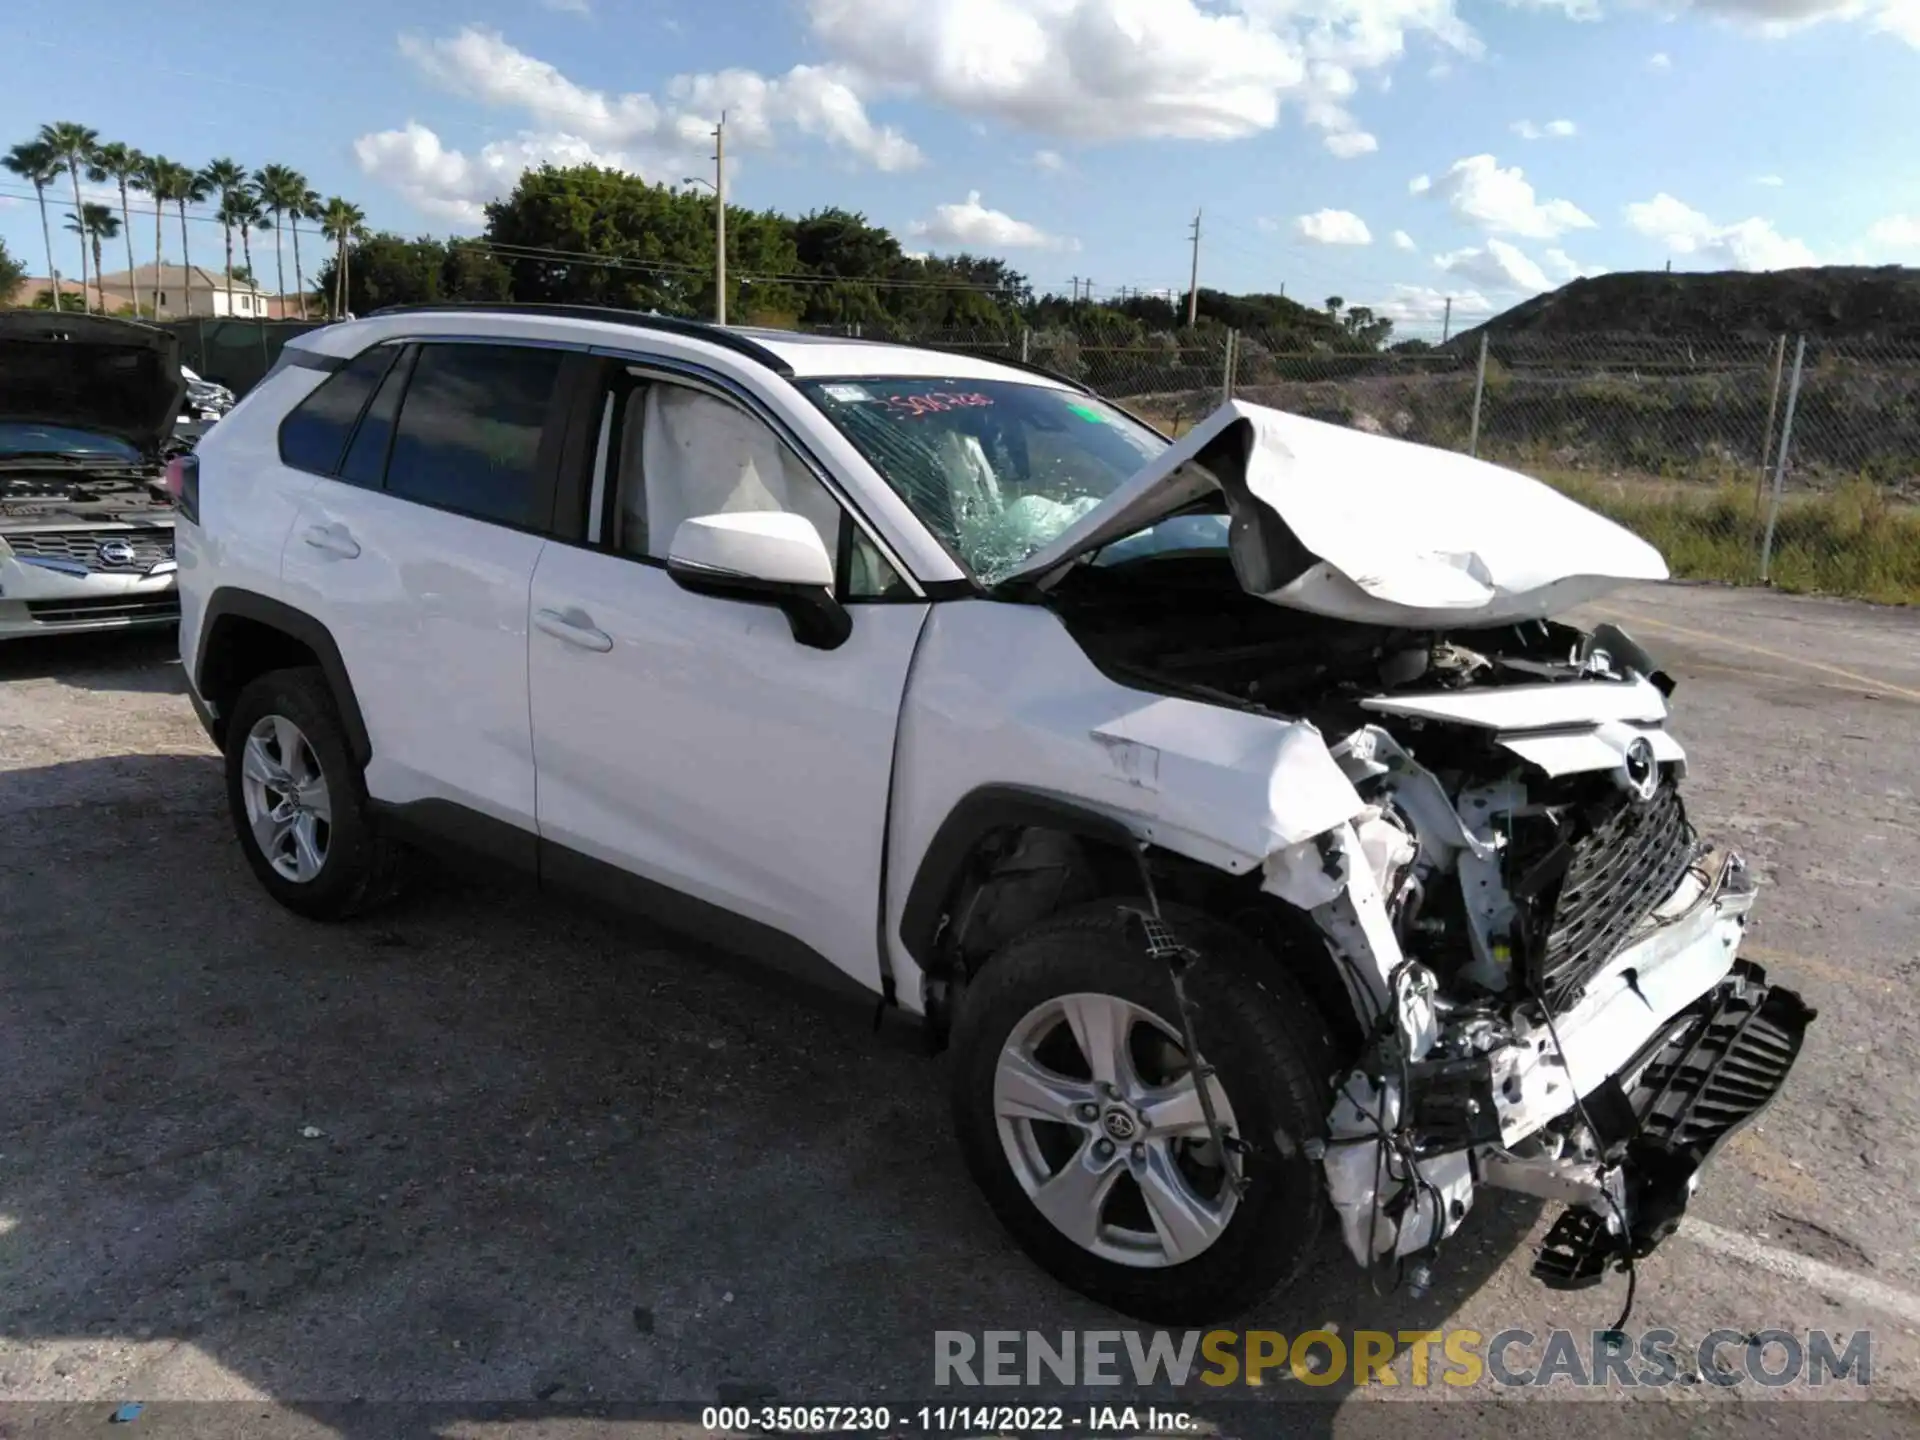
[1412,153,1595,238]
[1502,0,1601,16]
[1542,246,1595,280]
[1393,228,1416,250]
[1648,50,1672,68]
[1865,215,1920,252]
[1624,192,1820,269]
[1510,118,1577,140]
[798,0,1480,148]
[353,121,641,226]
[1296,208,1373,245]
[1435,238,1553,293]
[1323,129,1379,157]
[1031,148,1068,172]
[1657,0,1920,46]
[538,0,591,13]
[1374,283,1493,326]
[382,26,922,194]
[1754,173,1785,186]
[909,191,1077,251]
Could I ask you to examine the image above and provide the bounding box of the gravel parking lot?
[1,581,1917,1433]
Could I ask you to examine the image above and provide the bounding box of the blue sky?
[4,0,1918,335]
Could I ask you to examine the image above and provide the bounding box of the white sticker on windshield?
[822,384,873,403]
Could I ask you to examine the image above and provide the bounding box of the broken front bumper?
[1322,851,1815,1286]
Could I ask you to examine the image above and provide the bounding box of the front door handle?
[534,607,614,653]
[302,523,360,559]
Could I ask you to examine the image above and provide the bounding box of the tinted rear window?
[277,346,399,475]
[383,344,564,528]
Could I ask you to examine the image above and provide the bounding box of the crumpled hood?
[1008,400,1669,626]
[0,312,186,454]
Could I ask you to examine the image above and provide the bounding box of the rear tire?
[949,901,1335,1323]
[224,666,405,920]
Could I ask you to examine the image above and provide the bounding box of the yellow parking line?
[1601,606,1920,705]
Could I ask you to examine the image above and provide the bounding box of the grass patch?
[1548,475,1920,605]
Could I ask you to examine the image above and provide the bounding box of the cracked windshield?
[800,379,1172,581]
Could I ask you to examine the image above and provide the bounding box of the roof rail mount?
[362,302,795,377]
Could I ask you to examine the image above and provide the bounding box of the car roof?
[295,305,1078,391]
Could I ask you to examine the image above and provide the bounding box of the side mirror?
[666,512,850,650]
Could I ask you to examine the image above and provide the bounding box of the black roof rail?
[913,341,1093,395]
[363,302,796,376]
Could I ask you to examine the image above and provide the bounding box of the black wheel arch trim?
[194,588,372,767]
[897,785,1139,969]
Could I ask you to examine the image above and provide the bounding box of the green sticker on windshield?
[1066,401,1107,424]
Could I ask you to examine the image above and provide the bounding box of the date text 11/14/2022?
[700,1405,1200,1433]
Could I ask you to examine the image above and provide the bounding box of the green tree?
[86,141,146,316]
[3,140,64,312]
[0,236,26,306]
[200,156,248,314]
[315,233,512,312]
[63,203,120,309]
[39,122,100,311]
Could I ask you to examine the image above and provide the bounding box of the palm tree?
[64,204,121,312]
[3,140,64,312]
[294,188,322,318]
[132,153,170,315]
[319,197,365,319]
[252,164,312,319]
[87,141,146,317]
[39,123,101,312]
[200,156,248,316]
[164,164,209,319]
[233,190,273,316]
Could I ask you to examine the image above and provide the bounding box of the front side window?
[604,379,905,598]
[384,343,564,527]
[799,378,1169,581]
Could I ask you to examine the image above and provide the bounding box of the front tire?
[950,901,1334,1323]
[224,666,404,920]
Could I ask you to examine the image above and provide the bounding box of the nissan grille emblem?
[96,540,137,568]
[1622,736,1659,801]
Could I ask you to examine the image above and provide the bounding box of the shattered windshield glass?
[799,377,1172,581]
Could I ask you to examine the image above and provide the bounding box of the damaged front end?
[1257,656,1815,1293]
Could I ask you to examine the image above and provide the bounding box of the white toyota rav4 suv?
[176,304,1811,1322]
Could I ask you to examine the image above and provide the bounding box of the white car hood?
[1008,400,1668,626]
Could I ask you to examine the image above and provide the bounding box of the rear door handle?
[534,607,614,653]
[302,523,360,559]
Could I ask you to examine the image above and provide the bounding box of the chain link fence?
[183,310,1920,603]
[860,323,1920,605]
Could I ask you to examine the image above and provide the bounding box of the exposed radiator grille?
[23,592,181,625]
[5,527,174,573]
[1530,783,1696,1011]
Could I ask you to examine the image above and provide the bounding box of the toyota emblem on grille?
[96,540,137,568]
[1622,736,1659,801]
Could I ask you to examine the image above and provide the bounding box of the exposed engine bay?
[1038,559,1816,1293]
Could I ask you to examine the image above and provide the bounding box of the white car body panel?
[279,476,547,828]
[884,599,1371,1010]
[1010,400,1669,625]
[528,544,928,995]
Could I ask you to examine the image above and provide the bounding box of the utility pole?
[1442,296,1452,343]
[1186,208,1203,327]
[1070,276,1081,303]
[713,113,727,326]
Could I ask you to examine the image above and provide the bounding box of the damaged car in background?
[0,312,187,640]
